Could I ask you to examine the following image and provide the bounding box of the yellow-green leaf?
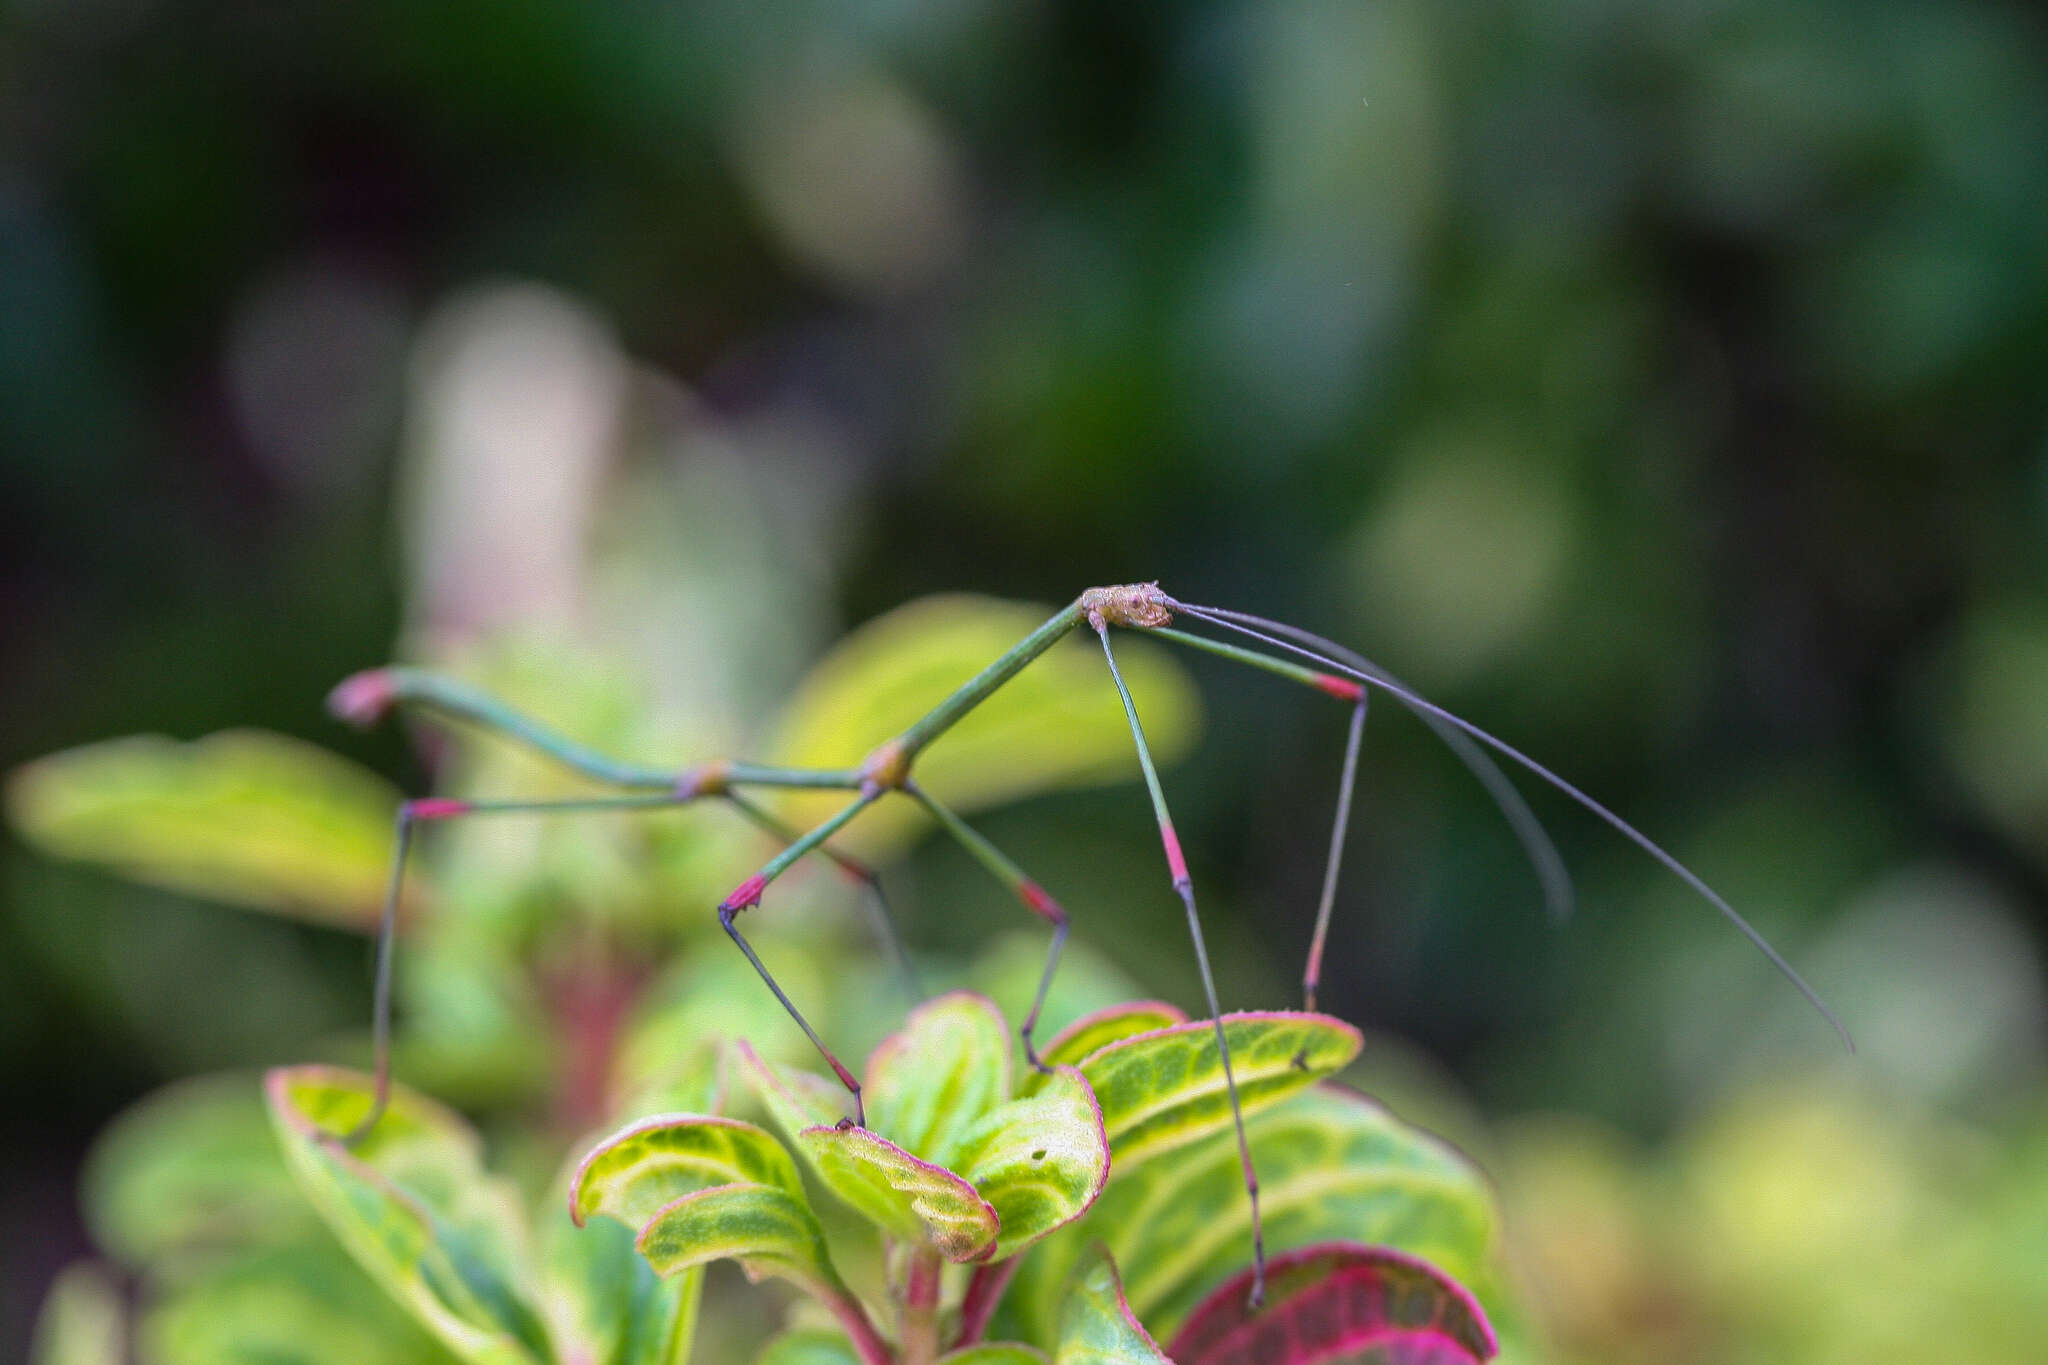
[572,1115,806,1229]
[1014,1084,1499,1345]
[1081,1013,1362,1168]
[264,1065,550,1365]
[791,1126,999,1261]
[765,596,1201,859]
[1054,1248,1171,1365]
[635,1182,840,1291]
[540,1207,701,1365]
[954,1068,1110,1260]
[1019,1002,1189,1097]
[864,992,1012,1168]
[7,731,411,929]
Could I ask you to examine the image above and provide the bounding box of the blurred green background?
[5,0,2047,1360]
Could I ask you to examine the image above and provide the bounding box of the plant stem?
[953,1257,1022,1349]
[819,1284,896,1365]
[900,1247,944,1365]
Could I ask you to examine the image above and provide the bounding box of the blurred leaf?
[940,1346,1048,1365]
[968,933,1151,1058]
[1013,1085,1499,1344]
[265,1066,552,1365]
[541,1151,702,1365]
[83,1072,315,1274]
[766,596,1201,859]
[1166,1243,1497,1365]
[30,1264,123,1365]
[572,1116,808,1229]
[756,1326,861,1365]
[1080,1012,1363,1168]
[1054,1248,1171,1365]
[141,1242,463,1365]
[952,1067,1110,1260]
[6,731,409,929]
[1020,1002,1189,1097]
[863,992,1012,1167]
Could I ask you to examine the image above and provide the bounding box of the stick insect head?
[1079,582,1174,630]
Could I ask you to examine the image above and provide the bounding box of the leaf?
[1012,1085,1499,1345]
[572,1115,807,1228]
[764,596,1202,860]
[7,731,413,929]
[940,1347,1050,1365]
[540,1198,702,1365]
[757,1326,863,1365]
[1081,1013,1362,1167]
[954,1068,1110,1259]
[265,1065,551,1365]
[1020,1002,1190,1096]
[635,1182,842,1290]
[862,992,1012,1167]
[30,1264,123,1365]
[82,1072,316,1273]
[1055,1248,1172,1365]
[139,1242,464,1365]
[1166,1244,1497,1365]
[791,1126,1000,1261]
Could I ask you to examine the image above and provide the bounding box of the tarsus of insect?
[326,581,1853,1312]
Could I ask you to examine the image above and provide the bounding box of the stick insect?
[327,582,1851,1308]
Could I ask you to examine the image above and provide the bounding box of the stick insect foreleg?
[1089,607,1267,1310]
[1160,597,1854,1053]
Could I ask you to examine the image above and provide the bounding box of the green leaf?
[791,1126,999,1261]
[940,1346,1049,1365]
[756,1326,862,1365]
[863,992,1012,1167]
[1080,1012,1362,1168]
[1054,1248,1171,1365]
[1019,1002,1189,1096]
[764,596,1202,860]
[7,731,413,929]
[265,1065,552,1365]
[954,1068,1110,1259]
[1013,1085,1499,1344]
[30,1264,123,1365]
[83,1072,316,1273]
[572,1115,807,1228]
[635,1182,842,1290]
[540,1194,701,1365]
[139,1242,464,1365]
[1166,1244,1497,1365]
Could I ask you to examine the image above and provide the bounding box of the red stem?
[953,1256,1022,1349]
[900,1248,944,1365]
[820,1284,896,1365]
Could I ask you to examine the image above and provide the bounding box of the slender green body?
[894,599,1085,756]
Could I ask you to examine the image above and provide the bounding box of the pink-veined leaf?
[1166,1243,1496,1365]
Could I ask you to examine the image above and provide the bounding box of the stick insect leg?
[717,792,883,1127]
[903,781,1070,1071]
[339,791,698,1146]
[1091,614,1267,1310]
[724,790,925,1005]
[1163,597,1853,1052]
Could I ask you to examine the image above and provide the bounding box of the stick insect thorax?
[329,579,1849,1315]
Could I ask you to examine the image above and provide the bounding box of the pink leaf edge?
[1166,1243,1498,1365]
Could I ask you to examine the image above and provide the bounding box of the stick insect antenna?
[1164,598,1854,1053]
[1092,613,1267,1309]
